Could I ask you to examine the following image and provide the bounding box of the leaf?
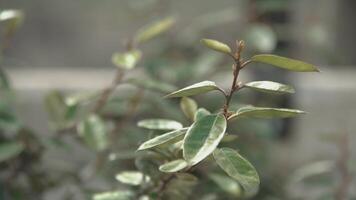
[77,114,108,151]
[213,148,260,197]
[125,77,177,93]
[159,159,188,173]
[134,17,175,44]
[221,134,239,143]
[194,108,211,121]
[180,97,198,121]
[0,10,24,33]
[183,114,227,165]
[112,50,142,70]
[0,142,24,162]
[244,24,277,53]
[251,54,319,72]
[115,171,150,186]
[137,119,183,130]
[244,81,295,94]
[228,106,305,121]
[92,190,133,200]
[209,173,242,197]
[200,38,232,54]
[137,128,188,151]
[165,81,221,98]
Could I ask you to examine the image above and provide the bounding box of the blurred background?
[0,0,355,199]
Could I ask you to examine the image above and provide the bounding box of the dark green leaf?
[228,106,305,121]
[112,50,142,70]
[194,108,211,121]
[115,171,150,186]
[159,159,188,173]
[0,142,24,162]
[201,38,232,54]
[137,119,183,130]
[251,54,319,72]
[165,81,221,98]
[137,128,188,151]
[244,81,295,94]
[183,114,226,165]
[213,148,260,197]
[180,97,198,121]
[77,114,108,151]
[134,17,175,44]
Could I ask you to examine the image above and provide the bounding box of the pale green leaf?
[228,106,305,121]
[183,114,227,165]
[134,17,175,44]
[180,97,198,121]
[244,81,295,94]
[213,148,260,197]
[115,171,150,186]
[209,173,242,197]
[0,10,24,32]
[201,38,232,54]
[194,108,211,121]
[137,128,188,151]
[251,54,319,72]
[77,114,108,151]
[137,119,183,130]
[159,159,188,173]
[92,190,133,200]
[112,50,142,70]
[165,81,221,98]
[244,24,277,53]
[0,142,24,162]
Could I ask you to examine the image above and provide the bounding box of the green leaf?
[126,77,177,93]
[213,148,260,197]
[92,190,133,200]
[221,134,239,143]
[244,81,295,94]
[137,128,188,151]
[244,24,277,53]
[200,38,232,54]
[115,171,150,186]
[159,159,188,173]
[0,142,24,162]
[228,106,305,121]
[77,114,108,151]
[180,97,198,121]
[209,173,242,197]
[134,17,175,44]
[112,50,142,70]
[183,114,227,165]
[251,54,319,72]
[194,108,211,121]
[165,81,221,98]
[0,10,24,33]
[137,119,183,130]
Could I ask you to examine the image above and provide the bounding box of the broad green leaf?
[0,142,24,162]
[244,81,295,94]
[115,171,150,186]
[137,128,188,151]
[194,108,211,121]
[209,173,242,197]
[77,114,108,151]
[134,17,175,44]
[165,81,221,98]
[213,148,260,197]
[92,190,133,200]
[126,77,177,93]
[228,106,305,121]
[112,50,142,70]
[180,97,198,121]
[183,114,227,165]
[137,119,183,130]
[251,54,319,72]
[159,159,188,173]
[201,38,232,54]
